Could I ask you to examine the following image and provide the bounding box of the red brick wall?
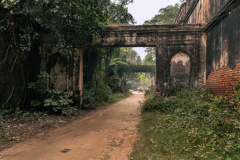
[207,63,240,96]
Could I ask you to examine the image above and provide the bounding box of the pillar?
[155,41,170,96]
[68,51,74,96]
[78,48,83,108]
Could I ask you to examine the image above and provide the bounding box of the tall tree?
[144,3,180,25]
[143,2,182,65]
[120,48,142,64]
[0,0,135,109]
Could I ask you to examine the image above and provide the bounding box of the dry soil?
[0,92,144,160]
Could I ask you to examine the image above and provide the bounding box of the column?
[78,48,83,108]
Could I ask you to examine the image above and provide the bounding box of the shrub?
[83,84,113,107]
[144,89,155,98]
[28,71,74,115]
[139,87,240,159]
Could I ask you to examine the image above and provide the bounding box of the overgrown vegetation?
[83,82,130,107]
[28,71,75,115]
[132,84,240,160]
[0,0,135,111]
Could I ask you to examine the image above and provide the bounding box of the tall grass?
[132,87,240,160]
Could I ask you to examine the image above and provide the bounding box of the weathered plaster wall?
[206,6,240,95]
[92,25,206,95]
[187,0,204,24]
[47,51,68,91]
[40,43,69,92]
[175,0,231,24]
[175,0,199,24]
[198,0,230,24]
[155,31,206,96]
[170,52,190,87]
[91,25,204,47]
[39,25,206,98]
[176,0,240,95]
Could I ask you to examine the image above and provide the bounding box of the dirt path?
[0,92,144,160]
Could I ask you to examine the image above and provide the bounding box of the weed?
[132,87,240,160]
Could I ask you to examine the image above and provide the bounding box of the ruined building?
[1,0,240,109]
[175,0,240,95]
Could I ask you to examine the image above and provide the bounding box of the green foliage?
[0,0,135,110]
[83,83,113,107]
[126,77,141,90]
[0,108,13,116]
[142,1,181,70]
[142,47,156,65]
[108,0,135,24]
[144,89,155,98]
[144,3,180,25]
[134,87,240,159]
[139,73,149,86]
[120,48,142,64]
[128,65,155,73]
[0,0,135,56]
[83,83,127,107]
[28,71,74,115]
[107,93,126,103]
[214,81,240,111]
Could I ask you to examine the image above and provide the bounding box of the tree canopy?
[143,1,183,65]
[144,3,180,25]
[0,0,135,109]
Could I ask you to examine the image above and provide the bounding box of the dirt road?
[0,92,144,160]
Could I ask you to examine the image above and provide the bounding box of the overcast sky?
[123,0,181,60]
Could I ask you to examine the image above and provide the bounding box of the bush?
[83,84,113,107]
[144,89,155,98]
[169,84,185,96]
[28,71,74,115]
[139,87,240,159]
[83,83,130,107]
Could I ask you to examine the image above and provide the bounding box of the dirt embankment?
[0,92,144,160]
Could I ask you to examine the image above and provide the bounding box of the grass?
[131,88,240,160]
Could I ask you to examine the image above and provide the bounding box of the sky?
[124,0,181,60]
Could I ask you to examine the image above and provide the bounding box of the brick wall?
[207,63,240,96]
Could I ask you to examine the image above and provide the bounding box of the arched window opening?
[170,51,190,88]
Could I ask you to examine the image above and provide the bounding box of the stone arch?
[170,51,190,88]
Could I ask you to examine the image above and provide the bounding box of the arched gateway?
[89,24,207,96]
[40,24,206,106]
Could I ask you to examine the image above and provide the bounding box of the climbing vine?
[0,0,135,110]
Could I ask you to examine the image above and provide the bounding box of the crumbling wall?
[175,0,231,24]
[175,0,199,24]
[47,49,68,91]
[206,6,240,95]
[39,43,69,91]
[155,30,206,96]
[175,0,240,95]
[207,64,240,96]
[187,0,204,24]
[170,52,190,87]
[197,0,230,24]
